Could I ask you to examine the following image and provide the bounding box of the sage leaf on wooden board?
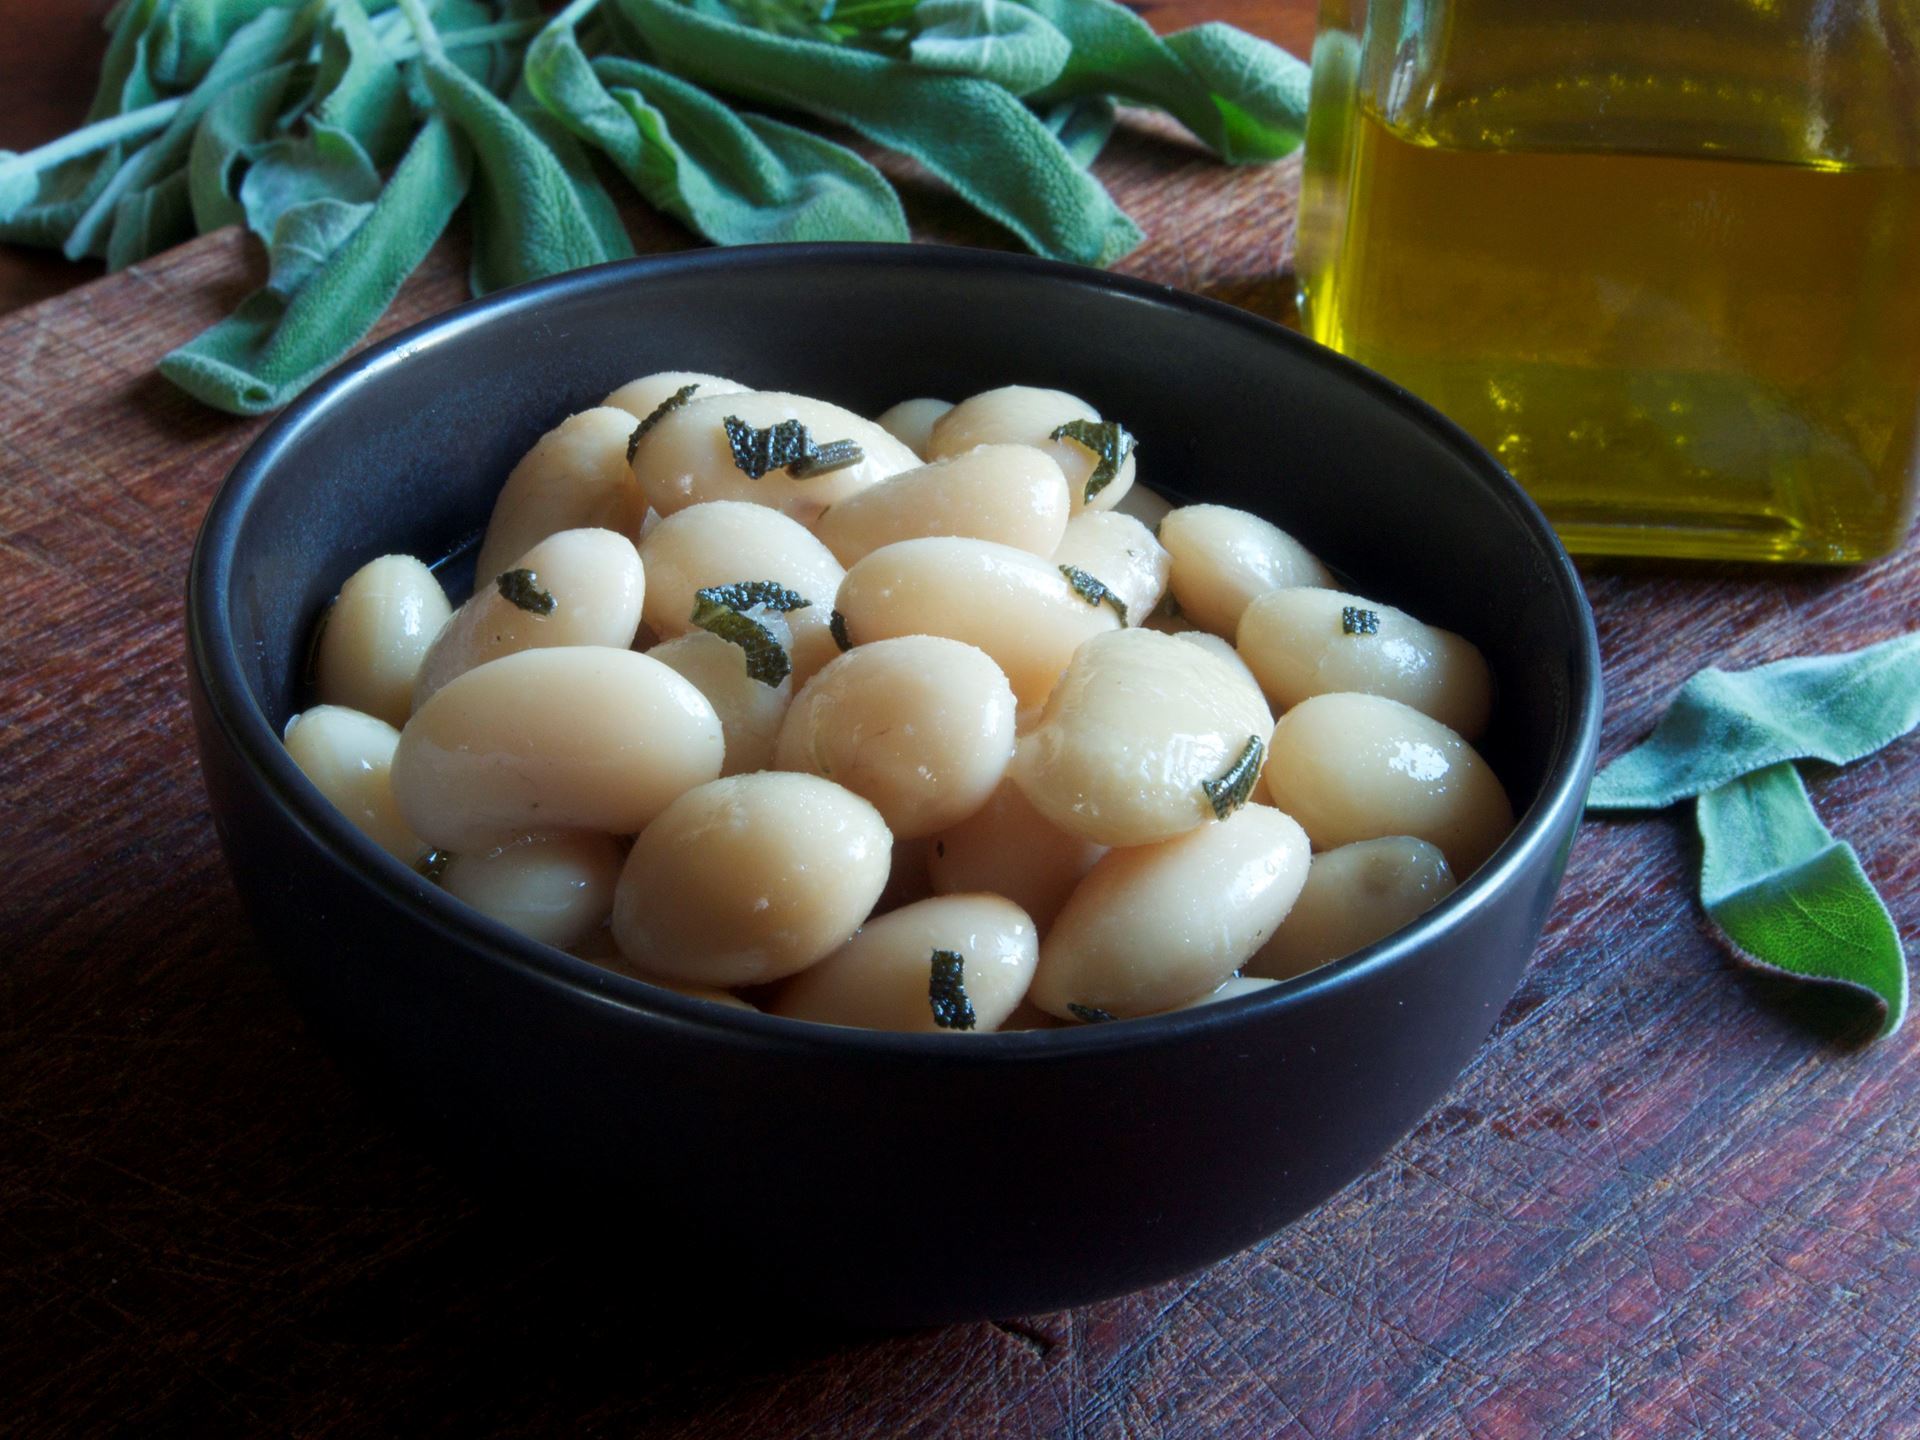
[187,62,300,232]
[907,0,1074,98]
[1039,93,1116,168]
[1589,632,1920,810]
[1697,763,1908,1036]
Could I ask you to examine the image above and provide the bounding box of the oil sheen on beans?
[1297,9,1920,563]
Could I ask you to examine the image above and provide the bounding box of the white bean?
[1171,631,1272,714]
[393,647,723,851]
[874,397,952,458]
[647,629,792,776]
[475,408,646,582]
[1174,975,1280,1010]
[413,528,644,710]
[315,555,451,728]
[769,894,1038,1032]
[927,385,1136,514]
[439,831,625,950]
[1031,805,1310,1019]
[630,390,921,519]
[611,772,892,986]
[601,370,748,420]
[1113,480,1173,530]
[774,636,1016,839]
[835,537,1120,709]
[927,777,1105,932]
[1237,587,1493,740]
[1262,693,1513,876]
[283,705,427,865]
[1051,509,1170,626]
[1015,627,1273,847]
[813,444,1071,567]
[1158,503,1332,637]
[1248,836,1456,980]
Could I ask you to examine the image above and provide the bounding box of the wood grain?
[3,16,1920,1440]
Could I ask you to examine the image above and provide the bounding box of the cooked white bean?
[1051,509,1169,626]
[1237,587,1493,741]
[927,777,1105,932]
[1174,975,1279,1010]
[439,831,624,950]
[774,636,1016,839]
[475,408,646,582]
[813,444,1071,566]
[836,537,1120,709]
[874,397,952,458]
[611,772,891,986]
[1158,503,1333,637]
[601,370,748,420]
[413,529,644,710]
[283,705,428,865]
[1248,836,1456,980]
[393,647,723,851]
[1114,480,1173,530]
[1171,631,1273,716]
[647,628,792,776]
[1015,627,1273,847]
[630,390,921,519]
[769,894,1038,1032]
[927,385,1135,514]
[1262,693,1513,876]
[314,555,451,729]
[1030,805,1310,1019]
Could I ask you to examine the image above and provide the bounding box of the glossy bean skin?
[774,636,1017,839]
[601,369,748,420]
[1171,631,1272,715]
[769,894,1038,1032]
[439,831,625,951]
[1248,836,1456,980]
[1050,509,1169,626]
[813,444,1071,567]
[1262,693,1514,877]
[1031,804,1311,1019]
[647,629,793,776]
[874,397,952,458]
[315,555,451,729]
[283,705,428,865]
[1237,587,1493,741]
[1158,504,1333,638]
[475,408,646,583]
[836,537,1120,709]
[927,777,1106,932]
[611,772,892,987]
[392,647,724,852]
[1175,975,1280,1010]
[927,385,1135,514]
[630,390,921,519]
[413,529,644,711]
[1015,627,1273,847]
[1113,480,1173,530]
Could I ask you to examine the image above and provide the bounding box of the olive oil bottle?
[1297,1,1920,563]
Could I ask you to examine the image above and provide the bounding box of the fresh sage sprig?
[1589,633,1918,1037]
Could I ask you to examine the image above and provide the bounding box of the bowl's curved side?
[187,244,1601,1324]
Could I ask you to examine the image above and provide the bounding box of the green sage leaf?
[907,0,1072,97]
[690,593,792,686]
[105,166,195,270]
[1698,763,1907,1037]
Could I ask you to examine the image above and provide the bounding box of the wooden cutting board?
[3,109,1918,1438]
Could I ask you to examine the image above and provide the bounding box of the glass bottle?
[1296,0,1920,563]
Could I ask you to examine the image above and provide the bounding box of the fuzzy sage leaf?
[722,415,864,479]
[694,581,811,613]
[690,592,792,686]
[1341,606,1380,636]
[1058,564,1127,622]
[928,949,977,1030]
[1049,418,1135,504]
[1201,735,1264,820]
[629,382,700,461]
[497,567,557,615]
[1067,1003,1114,1024]
[830,609,852,652]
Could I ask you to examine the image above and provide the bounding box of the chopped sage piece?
[694,580,811,613]
[1067,1003,1115,1024]
[690,594,791,687]
[929,949,977,1031]
[497,568,556,616]
[415,849,452,883]
[1341,605,1380,636]
[721,415,863,480]
[628,382,700,462]
[830,608,852,652]
[1050,418,1136,504]
[1201,735,1265,820]
[1058,563,1128,622]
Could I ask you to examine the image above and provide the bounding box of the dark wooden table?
[4,4,1918,1436]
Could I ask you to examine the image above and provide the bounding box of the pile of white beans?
[284,372,1512,1032]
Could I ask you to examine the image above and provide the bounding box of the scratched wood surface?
[4,9,1920,1440]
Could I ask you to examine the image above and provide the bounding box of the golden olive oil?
[1299,41,1920,562]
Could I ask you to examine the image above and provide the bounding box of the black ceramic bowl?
[188,244,1600,1327]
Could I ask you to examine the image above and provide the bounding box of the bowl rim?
[187,241,1603,1061]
